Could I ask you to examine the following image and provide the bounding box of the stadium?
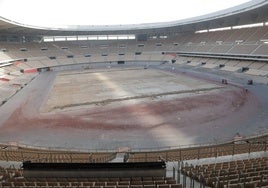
[0,0,268,187]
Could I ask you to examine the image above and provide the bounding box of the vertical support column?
[173,166,175,180]
[200,174,205,188]
[190,178,195,188]
[183,173,187,188]
[181,161,185,187]
[190,178,192,188]
[177,161,181,184]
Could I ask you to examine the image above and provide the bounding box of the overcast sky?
[0,0,251,27]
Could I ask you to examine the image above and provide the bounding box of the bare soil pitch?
[0,67,260,150]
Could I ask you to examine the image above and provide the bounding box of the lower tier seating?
[181,157,268,188]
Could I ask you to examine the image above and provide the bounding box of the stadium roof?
[0,0,268,36]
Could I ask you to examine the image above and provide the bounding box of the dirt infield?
[0,66,261,150]
[42,68,221,112]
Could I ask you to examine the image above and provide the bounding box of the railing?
[128,142,267,162]
[0,132,267,163]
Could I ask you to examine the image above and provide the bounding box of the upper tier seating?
[0,26,267,66]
